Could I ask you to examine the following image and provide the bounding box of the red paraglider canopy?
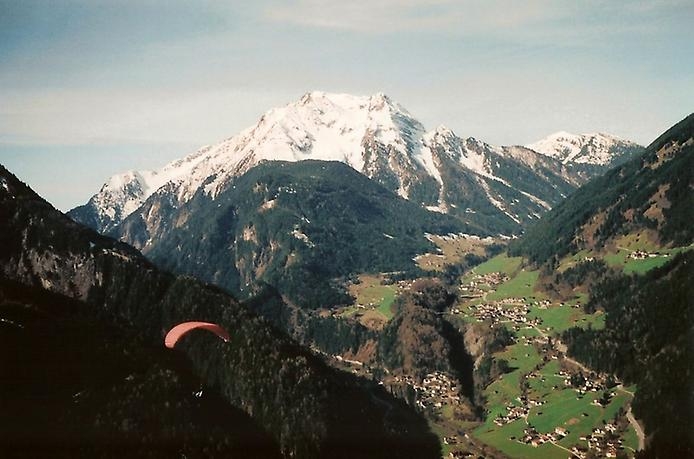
[164,321,230,349]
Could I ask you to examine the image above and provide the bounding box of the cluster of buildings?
[531,299,552,309]
[451,267,637,457]
[518,426,568,447]
[414,371,463,411]
[573,424,624,458]
[554,369,612,398]
[459,272,509,297]
[466,302,543,328]
[628,250,664,260]
[388,371,462,411]
[448,451,475,459]
[494,393,546,426]
[494,403,529,425]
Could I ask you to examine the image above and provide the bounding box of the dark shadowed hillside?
[0,278,281,458]
[0,164,441,459]
[562,252,694,458]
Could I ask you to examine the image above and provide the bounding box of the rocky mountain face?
[0,165,441,458]
[69,91,634,237]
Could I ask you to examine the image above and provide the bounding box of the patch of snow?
[477,179,506,211]
[504,211,521,224]
[291,228,315,248]
[425,204,447,213]
[518,190,551,210]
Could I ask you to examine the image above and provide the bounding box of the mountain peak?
[434,124,455,136]
[527,131,641,166]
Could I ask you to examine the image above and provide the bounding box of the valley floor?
[334,233,690,458]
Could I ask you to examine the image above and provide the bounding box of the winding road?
[626,405,646,450]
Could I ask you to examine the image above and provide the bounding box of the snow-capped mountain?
[527,131,642,166]
[69,92,627,236]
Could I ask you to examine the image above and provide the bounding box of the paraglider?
[164,321,230,349]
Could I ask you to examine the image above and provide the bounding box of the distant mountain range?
[69,92,642,236]
[65,92,644,310]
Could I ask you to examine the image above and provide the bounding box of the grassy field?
[603,236,692,275]
[447,248,645,457]
[528,304,605,334]
[556,232,693,277]
[474,253,523,276]
[475,419,570,459]
[474,408,577,459]
[623,423,640,452]
[475,348,636,459]
[465,292,629,456]
[345,274,398,320]
[487,269,542,301]
[556,249,593,273]
[375,288,397,319]
[480,341,543,410]
[416,234,497,271]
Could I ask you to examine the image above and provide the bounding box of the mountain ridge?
[69,91,640,236]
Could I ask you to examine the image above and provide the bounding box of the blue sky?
[1,0,693,210]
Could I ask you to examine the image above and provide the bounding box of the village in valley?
[319,234,646,458]
[439,254,637,458]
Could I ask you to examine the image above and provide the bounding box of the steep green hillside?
[500,115,694,457]
[510,113,694,265]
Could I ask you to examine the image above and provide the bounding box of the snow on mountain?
[527,131,641,166]
[71,92,432,231]
[70,91,625,235]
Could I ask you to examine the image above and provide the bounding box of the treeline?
[561,251,694,457]
[241,284,379,358]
